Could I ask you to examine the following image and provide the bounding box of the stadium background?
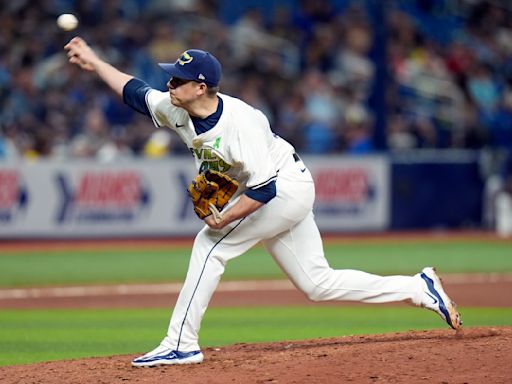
[0,0,512,380]
[1,0,512,237]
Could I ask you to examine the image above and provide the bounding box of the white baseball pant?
[162,155,423,351]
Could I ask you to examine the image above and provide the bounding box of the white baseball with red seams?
[56,14,78,31]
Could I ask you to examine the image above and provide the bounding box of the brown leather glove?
[188,170,238,222]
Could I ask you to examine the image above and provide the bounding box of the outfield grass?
[0,241,511,287]
[1,306,511,366]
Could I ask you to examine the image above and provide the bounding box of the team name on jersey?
[190,147,231,173]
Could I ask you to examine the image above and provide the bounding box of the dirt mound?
[1,327,510,384]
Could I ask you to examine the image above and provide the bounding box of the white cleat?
[419,267,462,330]
[132,344,203,367]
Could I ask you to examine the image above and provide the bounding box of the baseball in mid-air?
[57,13,78,31]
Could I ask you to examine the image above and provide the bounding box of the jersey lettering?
[193,145,232,173]
[218,159,230,172]
[193,148,217,159]
[199,159,231,173]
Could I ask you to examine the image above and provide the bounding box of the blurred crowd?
[0,0,512,162]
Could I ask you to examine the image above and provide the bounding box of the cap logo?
[177,52,193,66]
[198,73,205,80]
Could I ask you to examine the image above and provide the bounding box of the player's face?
[167,77,204,107]
[167,77,192,89]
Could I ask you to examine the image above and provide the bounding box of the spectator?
[386,113,417,150]
[342,103,374,154]
[70,107,114,159]
[467,62,501,119]
[0,0,511,159]
[495,151,512,237]
[0,125,20,161]
[299,69,343,153]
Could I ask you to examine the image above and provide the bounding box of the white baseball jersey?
[147,91,294,199]
[143,89,424,353]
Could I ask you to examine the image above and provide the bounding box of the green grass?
[0,241,511,287]
[0,239,510,367]
[1,306,511,366]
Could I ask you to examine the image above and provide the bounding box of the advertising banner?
[305,155,390,231]
[0,159,203,238]
[0,156,389,238]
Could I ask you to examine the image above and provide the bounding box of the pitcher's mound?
[1,327,511,383]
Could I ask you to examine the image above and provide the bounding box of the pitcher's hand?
[64,37,98,71]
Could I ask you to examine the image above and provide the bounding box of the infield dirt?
[0,327,510,384]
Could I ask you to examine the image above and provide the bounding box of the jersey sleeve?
[122,78,152,117]
[145,89,185,128]
[245,180,276,203]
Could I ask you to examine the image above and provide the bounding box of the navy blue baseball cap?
[159,49,222,87]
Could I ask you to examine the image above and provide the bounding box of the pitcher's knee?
[300,284,329,302]
[296,270,338,302]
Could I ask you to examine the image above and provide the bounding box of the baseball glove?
[188,170,239,223]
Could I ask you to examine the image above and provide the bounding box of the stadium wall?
[0,152,482,238]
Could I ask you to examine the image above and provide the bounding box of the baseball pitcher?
[64,37,462,367]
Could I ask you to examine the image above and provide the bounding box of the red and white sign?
[306,155,390,231]
[0,155,390,238]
